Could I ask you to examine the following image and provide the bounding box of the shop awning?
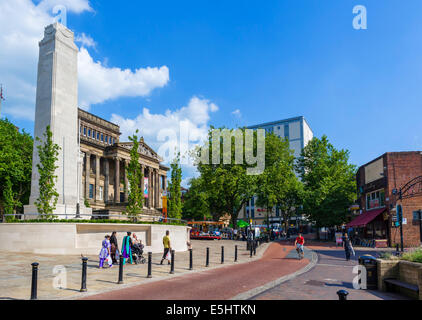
[346,208,386,228]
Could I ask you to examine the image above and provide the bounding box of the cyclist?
[294,233,305,259]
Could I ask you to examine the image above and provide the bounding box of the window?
[99,186,103,201]
[284,124,289,140]
[105,135,108,144]
[97,132,100,140]
[113,138,116,144]
[83,127,86,136]
[251,197,255,207]
[92,130,96,139]
[109,136,112,144]
[246,209,249,218]
[89,184,94,199]
[366,189,385,210]
[88,129,91,137]
[251,208,255,218]
[101,134,104,142]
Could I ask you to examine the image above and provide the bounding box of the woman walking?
[121,232,133,265]
[99,235,113,268]
[110,231,119,264]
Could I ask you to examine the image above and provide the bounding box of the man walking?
[160,230,171,265]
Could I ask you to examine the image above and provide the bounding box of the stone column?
[124,160,129,203]
[114,157,120,204]
[155,170,160,208]
[95,155,100,202]
[148,168,152,209]
[104,158,109,203]
[85,152,91,200]
[141,164,145,208]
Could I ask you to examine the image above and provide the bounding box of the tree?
[168,154,182,220]
[125,130,144,220]
[35,125,60,219]
[296,135,356,233]
[182,176,211,221]
[256,132,296,229]
[193,127,258,229]
[0,118,33,220]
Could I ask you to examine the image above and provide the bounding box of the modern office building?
[238,116,313,227]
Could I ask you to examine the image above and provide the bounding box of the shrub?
[401,248,422,264]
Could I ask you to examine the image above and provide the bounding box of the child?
[99,235,113,268]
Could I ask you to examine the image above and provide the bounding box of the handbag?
[166,251,171,261]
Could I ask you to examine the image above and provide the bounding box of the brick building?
[347,152,422,247]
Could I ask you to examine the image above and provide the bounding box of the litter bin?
[358,255,378,290]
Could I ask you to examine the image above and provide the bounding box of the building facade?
[79,109,168,216]
[348,152,422,247]
[238,116,313,226]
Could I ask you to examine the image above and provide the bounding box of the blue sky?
[2,0,422,183]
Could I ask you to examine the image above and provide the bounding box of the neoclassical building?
[79,109,169,216]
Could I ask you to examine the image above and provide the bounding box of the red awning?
[346,208,386,228]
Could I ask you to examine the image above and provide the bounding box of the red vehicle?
[188,221,224,240]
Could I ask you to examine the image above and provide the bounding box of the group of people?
[98,231,145,268]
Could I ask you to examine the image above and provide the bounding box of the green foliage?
[296,135,357,228]
[182,177,211,221]
[192,127,258,228]
[256,133,301,229]
[0,118,33,219]
[35,125,60,219]
[168,154,182,219]
[84,198,90,208]
[401,248,422,263]
[125,130,144,219]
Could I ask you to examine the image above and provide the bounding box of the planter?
[0,223,191,255]
[377,259,422,300]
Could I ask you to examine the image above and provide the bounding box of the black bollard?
[221,246,224,264]
[235,245,238,262]
[147,252,152,278]
[250,242,253,258]
[337,290,349,300]
[30,262,39,300]
[118,255,124,284]
[206,247,210,267]
[170,250,175,274]
[189,249,193,270]
[254,241,257,256]
[80,257,88,292]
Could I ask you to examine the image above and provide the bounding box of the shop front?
[346,208,389,248]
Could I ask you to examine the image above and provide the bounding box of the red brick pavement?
[252,243,409,300]
[82,242,309,300]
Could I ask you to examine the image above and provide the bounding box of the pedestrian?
[233,228,238,240]
[99,235,113,268]
[342,233,354,261]
[121,232,133,265]
[110,231,119,264]
[160,230,171,265]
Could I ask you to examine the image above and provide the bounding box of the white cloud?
[111,96,219,167]
[78,48,169,107]
[75,33,96,48]
[36,0,94,14]
[0,0,169,120]
[231,109,242,118]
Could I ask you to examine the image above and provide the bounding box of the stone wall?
[377,259,422,300]
[0,223,190,255]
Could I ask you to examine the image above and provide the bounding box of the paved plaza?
[0,239,269,300]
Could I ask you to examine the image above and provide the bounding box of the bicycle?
[296,244,304,260]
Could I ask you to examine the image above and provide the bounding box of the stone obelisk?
[25,23,91,217]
